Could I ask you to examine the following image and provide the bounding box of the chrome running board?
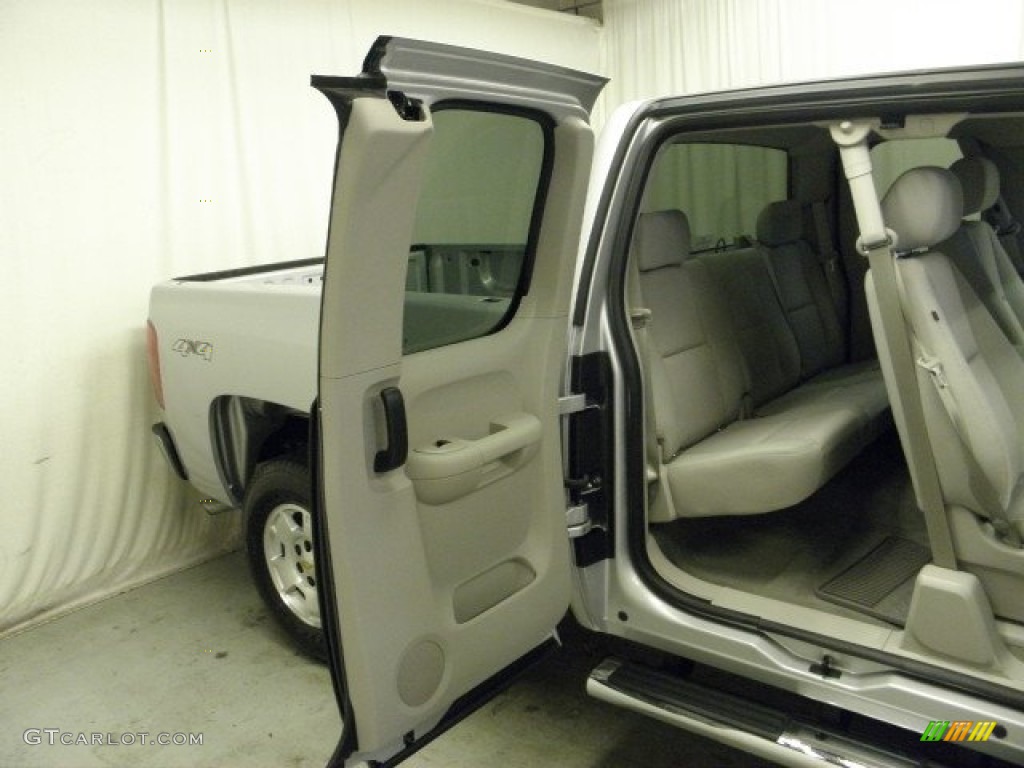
[587,657,938,768]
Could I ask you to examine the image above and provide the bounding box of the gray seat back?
[945,156,1024,349]
[877,166,1024,513]
[756,200,846,377]
[632,210,747,457]
[701,247,801,406]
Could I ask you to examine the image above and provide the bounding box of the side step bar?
[587,658,937,768]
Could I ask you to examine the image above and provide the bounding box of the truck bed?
[149,255,511,504]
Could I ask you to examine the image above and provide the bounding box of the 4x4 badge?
[172,338,213,362]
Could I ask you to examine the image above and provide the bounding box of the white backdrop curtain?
[599,0,1024,122]
[0,0,598,636]
[7,0,1024,639]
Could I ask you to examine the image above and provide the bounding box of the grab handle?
[373,387,408,473]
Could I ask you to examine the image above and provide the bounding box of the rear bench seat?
[635,206,890,520]
[752,201,889,415]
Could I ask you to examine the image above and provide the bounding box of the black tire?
[244,455,326,661]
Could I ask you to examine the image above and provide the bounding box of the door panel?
[315,38,603,766]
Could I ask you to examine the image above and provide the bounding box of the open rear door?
[313,38,604,766]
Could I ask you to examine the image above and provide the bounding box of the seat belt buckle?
[856,232,895,256]
[917,355,948,389]
[630,307,652,330]
[1000,221,1022,238]
[738,392,755,420]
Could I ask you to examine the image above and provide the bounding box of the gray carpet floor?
[653,431,930,626]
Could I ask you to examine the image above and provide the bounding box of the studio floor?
[0,552,776,768]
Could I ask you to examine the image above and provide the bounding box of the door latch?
[558,392,587,415]
[567,503,592,538]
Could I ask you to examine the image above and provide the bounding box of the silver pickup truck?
[149,36,1024,768]
[148,249,519,657]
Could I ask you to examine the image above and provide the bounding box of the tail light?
[147,320,165,409]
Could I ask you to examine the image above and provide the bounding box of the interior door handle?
[374,387,408,473]
[405,412,541,504]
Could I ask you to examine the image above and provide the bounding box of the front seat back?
[945,156,1024,349]
[869,167,1024,529]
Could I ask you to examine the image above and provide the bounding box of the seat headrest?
[634,210,692,272]
[756,200,803,246]
[950,156,1000,217]
[881,167,963,252]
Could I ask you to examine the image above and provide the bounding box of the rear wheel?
[244,455,326,660]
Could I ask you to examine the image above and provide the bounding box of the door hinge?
[567,503,592,538]
[559,393,587,415]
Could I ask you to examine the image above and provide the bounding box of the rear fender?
[209,396,308,504]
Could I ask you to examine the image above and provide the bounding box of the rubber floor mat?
[816,537,931,626]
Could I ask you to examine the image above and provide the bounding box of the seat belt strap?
[757,245,786,309]
[861,239,959,568]
[811,200,849,327]
[914,355,960,430]
[831,121,958,569]
[986,196,1024,278]
[630,306,664,465]
[916,355,1023,547]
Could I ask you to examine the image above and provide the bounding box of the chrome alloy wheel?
[262,502,321,628]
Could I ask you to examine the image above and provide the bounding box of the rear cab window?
[644,142,788,251]
[870,137,962,198]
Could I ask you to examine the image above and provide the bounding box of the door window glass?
[403,108,548,354]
